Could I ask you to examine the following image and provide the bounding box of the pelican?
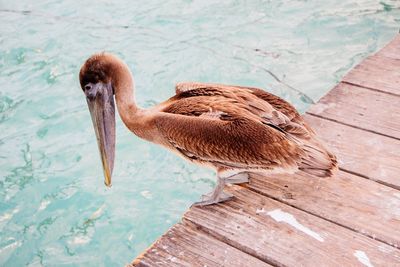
[79,52,337,206]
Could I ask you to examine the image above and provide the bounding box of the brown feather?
[155,113,302,171]
[156,82,337,176]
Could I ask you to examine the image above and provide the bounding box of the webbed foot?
[192,191,234,207]
[224,172,249,184]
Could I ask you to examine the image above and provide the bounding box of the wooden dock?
[130,35,400,267]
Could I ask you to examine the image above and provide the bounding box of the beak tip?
[104,175,112,187]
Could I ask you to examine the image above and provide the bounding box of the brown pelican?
[79,52,337,206]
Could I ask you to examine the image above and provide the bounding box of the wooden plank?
[132,36,400,266]
[379,34,400,60]
[184,185,400,267]
[303,114,400,189]
[343,54,400,96]
[130,222,271,267]
[247,170,400,248]
[307,82,400,140]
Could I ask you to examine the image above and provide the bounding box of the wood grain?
[379,34,400,60]
[184,185,400,267]
[307,83,400,140]
[131,34,400,267]
[303,114,400,189]
[343,54,400,96]
[247,170,400,248]
[130,222,271,267]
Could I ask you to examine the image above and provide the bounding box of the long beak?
[86,83,115,187]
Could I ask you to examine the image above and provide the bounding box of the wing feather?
[155,113,302,171]
[166,82,337,176]
[174,82,311,136]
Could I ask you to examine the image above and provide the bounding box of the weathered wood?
[247,171,400,248]
[343,35,400,95]
[184,185,400,267]
[132,35,400,267]
[379,34,400,60]
[129,222,271,267]
[307,82,400,140]
[343,54,400,96]
[303,114,400,189]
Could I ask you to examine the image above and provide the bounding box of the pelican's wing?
[175,82,211,94]
[176,82,299,119]
[154,112,302,171]
[174,82,312,138]
[167,83,337,176]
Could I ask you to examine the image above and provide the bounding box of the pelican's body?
[79,53,337,205]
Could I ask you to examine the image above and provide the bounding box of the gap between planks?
[183,185,400,266]
[306,112,400,142]
[342,37,400,95]
[132,171,400,267]
[338,168,400,191]
[341,80,400,98]
[307,83,400,141]
[239,172,400,249]
[342,54,400,95]
[130,221,272,267]
[303,114,400,190]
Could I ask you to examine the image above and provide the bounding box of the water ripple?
[1,0,400,266]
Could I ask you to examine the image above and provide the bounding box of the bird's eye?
[84,84,92,91]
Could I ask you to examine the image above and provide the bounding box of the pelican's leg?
[192,170,249,206]
[192,175,233,207]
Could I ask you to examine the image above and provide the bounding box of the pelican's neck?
[111,58,145,136]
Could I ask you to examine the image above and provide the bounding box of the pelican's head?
[79,53,116,187]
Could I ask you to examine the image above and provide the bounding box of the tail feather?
[298,139,338,178]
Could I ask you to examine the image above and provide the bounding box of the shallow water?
[0,0,399,266]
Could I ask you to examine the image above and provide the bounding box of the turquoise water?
[1,0,399,265]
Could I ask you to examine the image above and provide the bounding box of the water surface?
[1,0,399,266]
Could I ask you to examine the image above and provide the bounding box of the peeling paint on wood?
[259,208,324,242]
